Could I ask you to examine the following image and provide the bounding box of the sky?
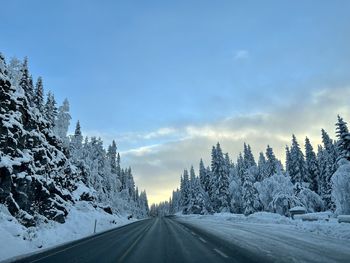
[1,0,350,204]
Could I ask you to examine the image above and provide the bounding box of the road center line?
[213,248,229,258]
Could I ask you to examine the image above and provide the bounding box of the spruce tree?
[265,145,278,177]
[321,129,338,210]
[44,91,57,126]
[54,98,71,145]
[34,77,44,111]
[289,135,308,185]
[243,143,256,169]
[242,170,260,215]
[257,152,268,181]
[107,140,117,174]
[304,137,319,193]
[210,143,230,212]
[19,57,34,105]
[335,115,350,161]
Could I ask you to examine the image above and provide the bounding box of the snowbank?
[0,202,136,261]
[176,212,350,262]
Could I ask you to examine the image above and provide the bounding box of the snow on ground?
[0,202,136,262]
[176,212,350,263]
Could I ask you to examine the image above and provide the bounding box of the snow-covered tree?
[7,57,22,86]
[320,129,338,210]
[331,159,350,215]
[265,145,278,178]
[34,77,44,111]
[255,174,301,216]
[54,98,71,146]
[242,170,260,215]
[44,91,57,127]
[243,143,256,169]
[335,115,350,161]
[107,140,117,174]
[304,137,319,193]
[19,57,34,105]
[288,135,308,185]
[180,169,190,211]
[210,143,230,212]
[257,152,268,181]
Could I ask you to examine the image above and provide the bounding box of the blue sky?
[2,1,350,203]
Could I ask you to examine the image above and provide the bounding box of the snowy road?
[176,214,350,263]
[8,217,263,263]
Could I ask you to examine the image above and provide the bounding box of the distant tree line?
[157,116,350,217]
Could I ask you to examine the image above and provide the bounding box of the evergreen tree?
[7,57,22,86]
[320,129,338,210]
[257,152,268,181]
[107,140,117,174]
[180,169,190,211]
[54,98,71,146]
[19,57,34,105]
[304,137,319,193]
[190,165,196,183]
[210,143,230,212]
[34,77,44,111]
[242,170,260,215]
[199,158,209,192]
[285,146,293,178]
[243,143,256,169]
[265,145,278,177]
[236,153,245,183]
[289,135,308,185]
[335,115,350,161]
[44,91,57,126]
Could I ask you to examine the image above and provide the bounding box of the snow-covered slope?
[0,203,136,262]
[176,212,350,263]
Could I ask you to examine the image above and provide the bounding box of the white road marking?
[214,248,229,258]
[191,231,197,236]
[198,237,207,243]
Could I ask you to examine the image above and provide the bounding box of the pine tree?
[180,169,190,211]
[44,91,57,126]
[34,77,44,111]
[335,115,350,161]
[289,135,308,185]
[257,152,268,181]
[236,153,245,183]
[7,57,22,86]
[285,146,292,175]
[242,170,260,215]
[19,57,34,105]
[199,159,209,191]
[107,140,117,174]
[243,143,256,169]
[304,137,319,193]
[54,98,71,145]
[210,143,230,212]
[265,145,278,177]
[321,129,338,210]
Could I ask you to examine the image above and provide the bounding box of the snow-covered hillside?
[0,52,149,259]
[0,203,136,261]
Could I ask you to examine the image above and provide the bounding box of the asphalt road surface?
[11,217,269,263]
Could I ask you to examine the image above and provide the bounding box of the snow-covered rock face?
[0,56,74,227]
